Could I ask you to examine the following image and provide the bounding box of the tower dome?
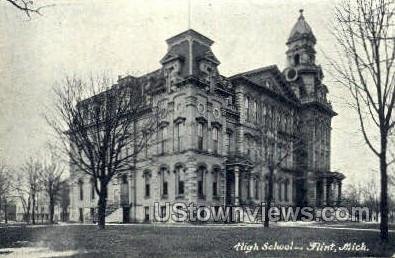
[287,9,316,45]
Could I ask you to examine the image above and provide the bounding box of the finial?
[299,9,304,17]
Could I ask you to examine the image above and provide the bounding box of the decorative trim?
[174,116,186,124]
[159,121,169,128]
[211,121,222,129]
[196,116,208,124]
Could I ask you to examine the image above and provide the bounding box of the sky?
[0,0,381,188]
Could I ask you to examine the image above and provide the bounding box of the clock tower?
[284,10,337,207]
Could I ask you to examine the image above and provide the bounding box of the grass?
[0,224,394,257]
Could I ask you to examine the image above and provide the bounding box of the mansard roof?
[166,29,214,46]
[287,10,316,45]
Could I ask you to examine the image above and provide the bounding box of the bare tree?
[20,157,42,224]
[330,0,395,241]
[0,162,13,224]
[46,75,162,229]
[3,0,53,17]
[40,154,65,224]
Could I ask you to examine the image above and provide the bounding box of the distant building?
[69,11,345,223]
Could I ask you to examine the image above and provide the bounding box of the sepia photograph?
[0,0,394,257]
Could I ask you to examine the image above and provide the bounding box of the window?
[163,182,168,196]
[78,179,84,201]
[212,171,218,197]
[212,127,219,154]
[284,179,289,202]
[197,167,205,199]
[226,131,232,155]
[175,122,183,152]
[159,126,168,154]
[144,173,151,198]
[294,54,300,66]
[197,123,204,150]
[160,168,168,197]
[144,207,150,222]
[244,96,250,121]
[176,166,185,196]
[90,178,95,200]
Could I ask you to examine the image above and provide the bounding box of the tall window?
[197,167,205,199]
[212,127,219,154]
[78,179,84,201]
[175,122,184,152]
[284,179,289,202]
[159,126,167,154]
[144,173,150,198]
[226,131,232,155]
[212,171,219,197]
[197,123,204,150]
[176,166,185,196]
[90,178,95,200]
[160,168,168,197]
[244,96,250,121]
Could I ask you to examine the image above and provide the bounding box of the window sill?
[161,195,168,200]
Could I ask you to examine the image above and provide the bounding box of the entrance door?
[122,207,130,223]
[79,208,84,223]
[225,170,235,205]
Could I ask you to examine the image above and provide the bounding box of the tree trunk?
[32,194,36,225]
[97,183,108,229]
[49,197,55,224]
[26,196,31,224]
[4,199,7,224]
[264,165,274,227]
[379,134,389,242]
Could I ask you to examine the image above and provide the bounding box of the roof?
[229,65,299,104]
[165,29,214,46]
[287,10,316,44]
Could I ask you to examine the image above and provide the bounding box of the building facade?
[70,11,345,223]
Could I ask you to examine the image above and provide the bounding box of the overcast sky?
[0,0,380,187]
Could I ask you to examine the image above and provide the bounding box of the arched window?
[78,179,84,201]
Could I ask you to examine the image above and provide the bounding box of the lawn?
[0,224,394,257]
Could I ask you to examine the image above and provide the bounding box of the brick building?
[69,11,345,223]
